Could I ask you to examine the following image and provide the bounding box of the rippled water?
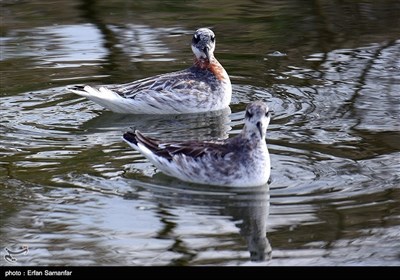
[1,0,400,266]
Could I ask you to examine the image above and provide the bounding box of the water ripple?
[1,5,400,265]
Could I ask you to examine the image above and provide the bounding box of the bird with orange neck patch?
[67,28,231,114]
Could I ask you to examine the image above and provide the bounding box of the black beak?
[203,46,211,61]
[256,122,263,138]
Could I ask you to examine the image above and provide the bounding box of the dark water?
[1,0,400,266]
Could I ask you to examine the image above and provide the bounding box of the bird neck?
[194,57,227,81]
[241,126,265,144]
[194,57,213,69]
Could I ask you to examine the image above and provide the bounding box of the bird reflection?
[81,105,270,261]
[125,180,272,262]
[78,107,231,143]
[224,188,271,261]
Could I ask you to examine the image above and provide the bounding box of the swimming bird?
[67,28,231,114]
[123,101,271,187]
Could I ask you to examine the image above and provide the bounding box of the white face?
[191,28,216,60]
[244,102,271,139]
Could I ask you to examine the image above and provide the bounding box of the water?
[1,0,400,266]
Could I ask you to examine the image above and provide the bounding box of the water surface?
[1,0,399,266]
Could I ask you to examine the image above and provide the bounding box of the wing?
[123,130,233,161]
[108,67,214,99]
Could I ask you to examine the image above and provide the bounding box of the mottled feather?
[126,131,232,161]
[122,101,272,187]
[67,28,231,114]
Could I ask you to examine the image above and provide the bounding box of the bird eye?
[245,111,253,119]
[193,34,200,44]
[211,35,215,42]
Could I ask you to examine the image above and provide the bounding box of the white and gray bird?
[123,101,271,187]
[67,28,231,114]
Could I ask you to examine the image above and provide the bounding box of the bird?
[122,101,271,187]
[67,28,231,114]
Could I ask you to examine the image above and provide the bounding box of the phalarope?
[67,28,231,114]
[123,101,271,187]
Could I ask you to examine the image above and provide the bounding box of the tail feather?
[67,85,118,98]
[67,85,138,113]
[66,84,178,114]
[67,85,89,96]
[123,130,161,152]
[98,86,122,99]
[123,131,139,146]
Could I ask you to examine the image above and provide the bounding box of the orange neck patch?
[194,58,227,81]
